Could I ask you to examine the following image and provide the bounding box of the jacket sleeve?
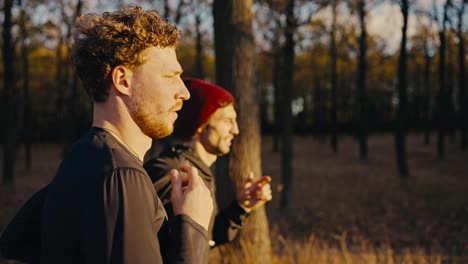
[144,157,177,206]
[163,214,209,264]
[145,157,210,263]
[80,168,163,263]
[211,200,250,246]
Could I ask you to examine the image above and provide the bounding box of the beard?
[201,125,232,156]
[129,88,177,139]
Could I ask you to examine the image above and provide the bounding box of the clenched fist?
[170,165,213,230]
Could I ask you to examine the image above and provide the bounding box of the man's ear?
[111,65,132,96]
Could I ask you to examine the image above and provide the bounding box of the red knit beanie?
[173,78,234,139]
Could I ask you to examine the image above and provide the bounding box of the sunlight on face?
[200,104,239,156]
[129,47,188,139]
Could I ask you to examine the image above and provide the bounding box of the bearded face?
[129,88,175,139]
[127,47,187,139]
[200,104,239,156]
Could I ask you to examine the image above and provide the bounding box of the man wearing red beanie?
[144,78,272,254]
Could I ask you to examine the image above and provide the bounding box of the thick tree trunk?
[2,0,17,184]
[279,0,295,210]
[395,0,409,178]
[356,0,368,160]
[330,0,338,154]
[213,0,272,262]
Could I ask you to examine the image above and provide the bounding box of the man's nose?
[231,120,239,135]
[176,77,190,100]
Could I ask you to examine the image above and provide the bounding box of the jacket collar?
[173,145,214,181]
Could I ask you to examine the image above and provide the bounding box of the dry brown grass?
[210,232,458,264]
[1,133,467,263]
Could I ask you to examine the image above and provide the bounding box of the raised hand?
[237,172,272,211]
[170,165,213,230]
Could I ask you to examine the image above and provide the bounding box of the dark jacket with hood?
[144,145,249,251]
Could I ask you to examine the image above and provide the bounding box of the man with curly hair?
[0,5,213,264]
[42,5,214,264]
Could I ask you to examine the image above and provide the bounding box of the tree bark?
[356,0,368,160]
[2,0,17,184]
[213,0,272,262]
[395,0,409,178]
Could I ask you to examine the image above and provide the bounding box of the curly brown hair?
[71,5,180,102]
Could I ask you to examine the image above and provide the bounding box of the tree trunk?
[63,0,83,154]
[437,1,449,160]
[174,0,185,25]
[330,0,338,154]
[314,77,326,142]
[20,7,32,171]
[356,0,368,160]
[279,0,295,210]
[163,0,186,25]
[272,19,282,153]
[395,0,409,178]
[194,12,205,79]
[423,43,432,146]
[413,66,422,127]
[164,0,170,19]
[2,0,17,184]
[458,2,466,150]
[55,33,64,111]
[446,33,455,143]
[213,0,272,262]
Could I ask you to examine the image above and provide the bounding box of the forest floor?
[1,133,467,263]
[262,133,468,263]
